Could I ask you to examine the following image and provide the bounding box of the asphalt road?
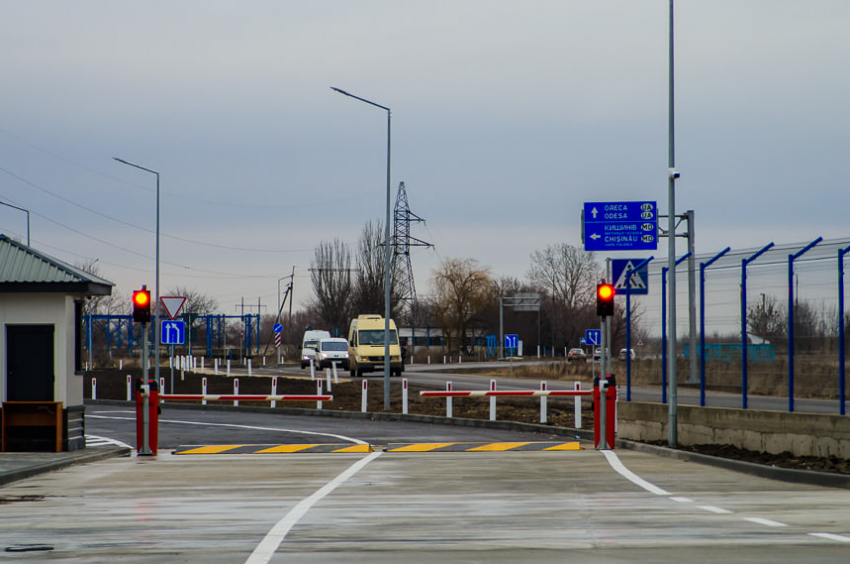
[1,405,849,562]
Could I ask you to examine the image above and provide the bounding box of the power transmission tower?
[390,181,432,323]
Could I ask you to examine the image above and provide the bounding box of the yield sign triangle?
[160,296,187,320]
[614,261,647,290]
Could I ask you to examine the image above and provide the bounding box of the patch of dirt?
[86,368,848,476]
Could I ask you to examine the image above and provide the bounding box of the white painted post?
[427,355,431,365]
[326,368,332,392]
[119,359,123,370]
[226,359,231,377]
[263,356,266,366]
[309,359,316,381]
[248,358,253,377]
[540,381,547,424]
[126,375,132,402]
[537,345,541,359]
[160,377,165,395]
[361,379,368,413]
[233,378,239,406]
[317,379,323,409]
[402,378,409,414]
[202,377,208,406]
[446,381,453,418]
[443,355,447,364]
[201,357,205,374]
[459,355,462,364]
[214,358,219,375]
[332,362,339,383]
[92,378,97,401]
[490,379,497,421]
[574,381,582,429]
[271,377,278,408]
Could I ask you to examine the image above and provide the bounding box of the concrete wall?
[0,293,83,406]
[618,401,850,458]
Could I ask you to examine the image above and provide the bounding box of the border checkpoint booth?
[0,235,113,452]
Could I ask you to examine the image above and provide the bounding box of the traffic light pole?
[139,321,153,456]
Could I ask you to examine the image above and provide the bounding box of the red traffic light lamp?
[597,283,615,317]
[132,286,151,324]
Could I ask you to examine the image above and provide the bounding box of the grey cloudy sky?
[1,1,848,319]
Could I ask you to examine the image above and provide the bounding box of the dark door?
[7,325,55,401]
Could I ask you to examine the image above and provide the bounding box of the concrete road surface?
[1,424,849,562]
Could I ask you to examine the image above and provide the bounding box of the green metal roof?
[0,235,113,295]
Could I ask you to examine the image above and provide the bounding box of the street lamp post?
[331,86,393,411]
[114,157,161,390]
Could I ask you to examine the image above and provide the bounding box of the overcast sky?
[1,1,848,325]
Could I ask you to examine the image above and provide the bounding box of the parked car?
[567,348,587,362]
[619,348,636,360]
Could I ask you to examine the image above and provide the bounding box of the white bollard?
[326,369,332,392]
[540,381,548,424]
[428,355,431,365]
[446,381,453,418]
[537,345,541,359]
[201,357,205,374]
[248,358,253,377]
[92,378,97,401]
[402,378,409,414]
[310,359,316,381]
[160,377,165,395]
[574,381,582,429]
[271,377,277,408]
[263,356,266,366]
[126,375,132,402]
[120,359,123,370]
[490,380,497,421]
[361,379,368,413]
[332,362,339,384]
[233,378,239,406]
[459,355,462,364]
[202,377,208,406]
[317,379,323,409]
[214,358,219,375]
[227,359,231,377]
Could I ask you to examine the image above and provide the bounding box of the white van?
[316,337,350,370]
[301,329,331,369]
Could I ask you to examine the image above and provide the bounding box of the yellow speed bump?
[174,444,373,455]
[385,442,582,453]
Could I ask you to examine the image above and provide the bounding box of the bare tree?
[432,258,494,355]
[351,220,400,317]
[747,294,785,343]
[310,239,353,332]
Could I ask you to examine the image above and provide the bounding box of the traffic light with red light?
[597,283,615,317]
[132,287,151,324]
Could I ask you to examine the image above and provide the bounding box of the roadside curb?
[0,446,132,487]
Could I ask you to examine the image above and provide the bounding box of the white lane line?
[670,496,693,503]
[698,505,734,515]
[743,517,788,528]
[810,532,850,543]
[601,450,671,496]
[85,434,133,449]
[88,414,366,444]
[244,451,382,564]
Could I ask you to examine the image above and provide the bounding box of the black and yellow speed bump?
[174,443,373,455]
[385,441,582,452]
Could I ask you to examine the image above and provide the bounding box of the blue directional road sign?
[612,259,650,296]
[161,320,185,345]
[584,329,601,347]
[583,201,658,251]
[273,323,283,333]
[505,334,519,349]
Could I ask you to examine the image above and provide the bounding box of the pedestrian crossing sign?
[612,259,649,295]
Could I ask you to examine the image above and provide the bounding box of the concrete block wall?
[618,401,850,459]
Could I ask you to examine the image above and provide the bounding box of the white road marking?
[85,434,133,449]
[244,451,382,564]
[809,532,850,543]
[743,517,788,528]
[88,414,366,444]
[698,505,734,515]
[670,496,693,503]
[601,450,671,496]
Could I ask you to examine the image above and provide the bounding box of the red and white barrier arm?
[161,394,333,402]
[419,390,591,398]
